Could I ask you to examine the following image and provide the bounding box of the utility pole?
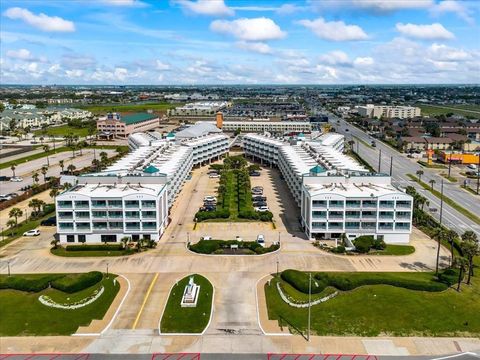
[308,273,312,341]
[447,154,452,178]
[477,154,480,195]
[276,258,279,276]
[439,179,444,225]
[389,156,393,176]
[106,262,109,279]
[7,260,10,277]
[378,149,382,173]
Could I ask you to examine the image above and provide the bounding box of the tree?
[6,219,16,236]
[416,169,424,182]
[8,207,23,226]
[50,238,60,249]
[43,145,50,166]
[59,160,65,174]
[39,136,44,145]
[100,151,108,166]
[121,236,130,249]
[453,257,468,291]
[41,165,48,183]
[461,231,479,284]
[10,164,16,178]
[32,172,39,185]
[429,179,436,190]
[92,158,101,172]
[446,229,458,267]
[49,188,59,199]
[67,164,76,175]
[63,182,73,190]
[433,228,448,276]
[29,198,46,217]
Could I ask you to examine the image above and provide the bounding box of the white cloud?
[298,18,368,41]
[353,57,374,66]
[156,60,171,70]
[210,17,286,41]
[276,4,306,15]
[6,48,32,60]
[66,69,84,78]
[236,41,272,54]
[3,7,75,32]
[396,22,454,40]
[350,0,433,11]
[100,0,146,6]
[319,50,351,65]
[430,0,474,24]
[427,43,470,61]
[175,0,234,16]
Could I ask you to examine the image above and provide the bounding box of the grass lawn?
[407,173,480,225]
[33,125,89,138]
[347,150,375,172]
[417,104,480,118]
[160,274,213,334]
[265,271,480,337]
[0,273,120,336]
[417,160,447,169]
[370,244,415,255]
[78,102,183,114]
[440,173,458,182]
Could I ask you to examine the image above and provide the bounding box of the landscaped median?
[407,173,480,225]
[159,274,213,334]
[264,269,480,337]
[51,240,156,257]
[0,271,120,336]
[188,239,279,255]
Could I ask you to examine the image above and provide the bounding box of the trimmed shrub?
[51,271,103,293]
[332,245,346,254]
[438,268,459,286]
[353,235,375,253]
[0,274,62,292]
[373,239,386,250]
[189,240,221,254]
[258,211,273,222]
[65,244,123,252]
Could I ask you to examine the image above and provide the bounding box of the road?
[0,149,116,195]
[328,114,480,238]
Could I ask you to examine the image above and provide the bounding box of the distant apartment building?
[243,133,413,244]
[56,122,229,244]
[358,105,421,119]
[96,113,160,138]
[168,101,231,116]
[202,118,312,134]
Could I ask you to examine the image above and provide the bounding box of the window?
[312,200,327,207]
[312,222,326,229]
[58,200,72,208]
[93,222,108,229]
[362,200,377,208]
[76,223,90,230]
[92,200,107,207]
[379,200,394,208]
[58,211,73,219]
[346,200,361,207]
[76,211,90,219]
[125,211,140,218]
[66,235,75,243]
[108,211,123,218]
[59,222,74,230]
[142,211,157,219]
[75,200,89,208]
[141,200,156,208]
[109,222,123,229]
[125,200,139,208]
[92,211,107,218]
[78,235,86,243]
[345,211,360,218]
[101,234,117,243]
[108,200,122,208]
[328,211,344,219]
[396,200,412,208]
[329,200,344,208]
[345,222,360,229]
[312,211,326,218]
[362,211,376,218]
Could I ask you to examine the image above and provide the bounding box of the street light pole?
[7,261,10,277]
[378,149,382,173]
[389,156,393,176]
[106,262,109,279]
[276,258,279,276]
[439,179,444,225]
[307,272,312,341]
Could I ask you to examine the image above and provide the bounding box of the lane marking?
[132,273,159,330]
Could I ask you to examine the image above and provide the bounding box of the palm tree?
[63,182,73,191]
[29,198,46,217]
[92,158,101,172]
[121,236,130,249]
[50,238,60,249]
[429,179,436,190]
[453,257,468,291]
[43,145,50,166]
[39,136,44,145]
[100,151,108,166]
[461,231,479,284]
[10,164,16,178]
[433,228,448,276]
[416,170,424,182]
[59,160,65,174]
[67,164,76,175]
[6,219,16,236]
[49,188,59,200]
[446,229,458,267]
[41,165,48,183]
[32,172,39,185]
[8,207,23,226]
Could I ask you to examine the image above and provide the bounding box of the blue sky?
[1,0,479,84]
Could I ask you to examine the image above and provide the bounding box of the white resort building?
[243,133,413,244]
[55,123,229,244]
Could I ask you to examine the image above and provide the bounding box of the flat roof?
[65,182,165,197]
[121,113,158,125]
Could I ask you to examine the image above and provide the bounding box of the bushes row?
[195,209,230,222]
[189,239,279,255]
[0,271,104,293]
[65,244,123,251]
[238,209,273,222]
[281,269,450,294]
[353,235,386,253]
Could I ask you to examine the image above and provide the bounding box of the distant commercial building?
[358,105,421,119]
[438,151,480,165]
[96,113,160,138]
[168,101,231,116]
[56,122,229,244]
[203,114,312,133]
[243,133,413,244]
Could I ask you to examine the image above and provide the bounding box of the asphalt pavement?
[328,114,480,238]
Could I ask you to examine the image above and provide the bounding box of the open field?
[159,274,213,334]
[78,102,183,113]
[417,104,480,117]
[265,269,480,337]
[33,125,90,138]
[0,273,119,336]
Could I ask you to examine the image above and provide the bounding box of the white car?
[202,236,212,241]
[256,234,265,247]
[10,177,23,182]
[255,206,269,212]
[467,164,478,170]
[209,173,220,178]
[23,229,40,236]
[204,196,217,202]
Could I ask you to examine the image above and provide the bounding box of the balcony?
[74,202,90,209]
[91,201,107,208]
[76,223,91,230]
[125,223,141,231]
[92,212,107,219]
[329,201,344,208]
[362,201,377,208]
[125,202,140,209]
[125,212,140,219]
[396,201,412,209]
[108,201,123,208]
[142,212,157,219]
[143,222,157,230]
[141,201,156,208]
[379,201,395,209]
[58,212,73,220]
[57,201,72,209]
[58,223,74,230]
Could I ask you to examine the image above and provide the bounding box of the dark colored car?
[40,216,56,226]
[252,196,267,202]
[0,176,9,181]
[249,171,261,176]
[253,201,267,207]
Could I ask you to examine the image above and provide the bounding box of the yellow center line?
[132,272,159,330]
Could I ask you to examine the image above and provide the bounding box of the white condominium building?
[243,133,413,244]
[357,105,421,119]
[56,123,229,244]
[201,120,312,133]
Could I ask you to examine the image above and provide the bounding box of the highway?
[328,114,480,238]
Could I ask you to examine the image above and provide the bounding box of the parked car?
[204,196,217,202]
[252,196,267,202]
[209,173,220,178]
[467,164,478,170]
[253,201,267,207]
[249,171,261,177]
[40,216,56,226]
[23,229,40,236]
[255,206,270,212]
[6,193,18,198]
[371,141,376,147]
[0,176,9,181]
[252,190,263,195]
[10,176,23,182]
[256,234,265,247]
[202,236,212,240]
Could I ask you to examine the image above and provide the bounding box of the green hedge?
[189,239,279,255]
[353,235,386,253]
[65,244,124,252]
[51,271,103,293]
[281,269,449,294]
[0,272,103,293]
